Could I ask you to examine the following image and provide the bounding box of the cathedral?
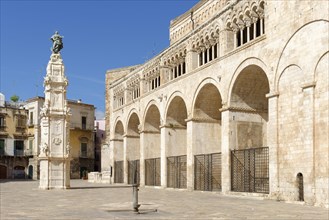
[103,0,328,207]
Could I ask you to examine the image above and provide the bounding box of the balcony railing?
[0,125,6,131]
[80,151,88,158]
[70,123,94,131]
[14,150,24,156]
[25,149,33,156]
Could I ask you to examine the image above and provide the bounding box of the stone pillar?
[266,92,279,197]
[186,119,195,191]
[246,24,251,42]
[221,109,232,193]
[233,30,238,48]
[39,52,71,190]
[253,20,257,38]
[301,82,316,204]
[109,139,115,183]
[139,131,145,186]
[186,43,198,73]
[160,126,168,188]
[123,135,128,184]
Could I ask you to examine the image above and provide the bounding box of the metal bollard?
[132,184,140,213]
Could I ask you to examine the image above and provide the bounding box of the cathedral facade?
[104,0,328,207]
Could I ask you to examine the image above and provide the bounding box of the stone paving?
[0,180,328,220]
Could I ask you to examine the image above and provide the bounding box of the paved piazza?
[0,180,328,220]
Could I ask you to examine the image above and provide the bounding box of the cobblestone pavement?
[0,180,328,220]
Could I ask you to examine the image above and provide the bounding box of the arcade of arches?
[105,0,328,208]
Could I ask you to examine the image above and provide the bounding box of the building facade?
[94,119,105,172]
[104,0,328,207]
[25,97,95,179]
[0,94,31,179]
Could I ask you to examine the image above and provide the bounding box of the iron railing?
[167,155,187,189]
[194,153,221,191]
[128,160,140,184]
[231,147,269,194]
[114,160,124,183]
[145,158,161,186]
[14,150,24,156]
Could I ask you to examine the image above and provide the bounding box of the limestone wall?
[104,0,328,207]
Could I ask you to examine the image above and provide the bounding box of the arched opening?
[166,96,188,189]
[0,165,7,179]
[127,113,140,184]
[193,83,222,191]
[297,173,304,201]
[143,105,161,186]
[13,166,25,179]
[80,166,88,179]
[28,165,33,179]
[230,65,269,194]
[231,65,269,149]
[114,120,124,183]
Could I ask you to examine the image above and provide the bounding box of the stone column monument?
[39,31,71,189]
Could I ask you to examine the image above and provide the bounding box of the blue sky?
[0,0,198,119]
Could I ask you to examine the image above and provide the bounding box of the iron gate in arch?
[194,153,221,191]
[145,158,161,186]
[114,161,124,183]
[167,155,187,189]
[128,160,140,184]
[231,147,269,193]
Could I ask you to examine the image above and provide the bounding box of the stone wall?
[104,0,328,207]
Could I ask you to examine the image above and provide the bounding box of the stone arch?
[143,102,161,186]
[126,111,141,184]
[275,20,329,90]
[230,64,269,114]
[114,120,124,139]
[192,77,222,120]
[229,63,269,150]
[164,92,188,126]
[228,57,270,103]
[143,101,161,132]
[126,109,140,135]
[113,119,124,183]
[165,95,188,127]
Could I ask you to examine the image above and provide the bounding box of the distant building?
[24,96,96,179]
[94,119,105,172]
[0,93,31,179]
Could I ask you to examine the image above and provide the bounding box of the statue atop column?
[39,32,70,190]
[50,31,64,54]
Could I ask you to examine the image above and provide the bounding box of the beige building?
[104,0,328,208]
[25,97,95,179]
[0,94,31,179]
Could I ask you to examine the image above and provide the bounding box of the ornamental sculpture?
[50,31,64,54]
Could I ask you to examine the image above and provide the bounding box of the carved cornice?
[185,117,220,124]
[139,130,160,134]
[266,92,279,99]
[123,134,140,138]
[109,138,123,142]
[159,123,187,129]
[301,81,316,90]
[219,106,267,114]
